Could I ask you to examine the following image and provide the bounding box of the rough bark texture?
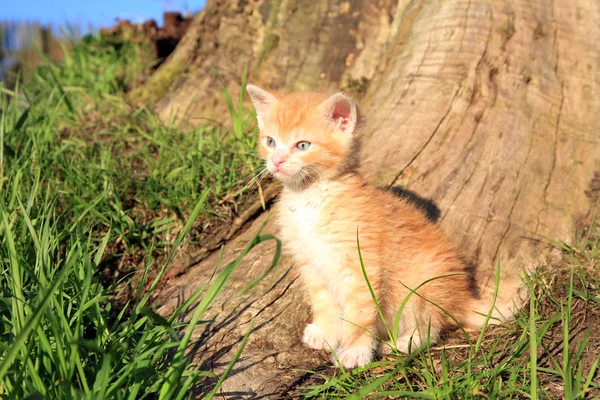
[150,0,395,121]
[361,0,600,280]
[155,0,600,396]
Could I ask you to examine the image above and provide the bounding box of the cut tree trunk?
[156,0,600,396]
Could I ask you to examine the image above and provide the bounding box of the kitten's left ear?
[319,93,358,134]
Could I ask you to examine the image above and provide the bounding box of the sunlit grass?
[0,34,271,398]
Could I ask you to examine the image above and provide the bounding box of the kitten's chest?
[276,182,360,304]
[276,185,340,261]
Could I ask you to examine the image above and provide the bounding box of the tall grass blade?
[205,319,255,400]
[137,189,209,311]
[356,228,393,346]
[529,277,538,399]
[0,265,69,382]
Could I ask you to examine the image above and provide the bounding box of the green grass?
[0,34,270,398]
[296,233,600,399]
[13,36,258,242]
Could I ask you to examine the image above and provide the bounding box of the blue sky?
[1,0,207,30]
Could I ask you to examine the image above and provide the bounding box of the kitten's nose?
[272,151,288,169]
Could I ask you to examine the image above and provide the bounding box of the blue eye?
[296,141,311,150]
[265,137,276,147]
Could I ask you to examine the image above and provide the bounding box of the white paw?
[302,323,333,351]
[332,347,374,369]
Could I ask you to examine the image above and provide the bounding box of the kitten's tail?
[460,276,525,329]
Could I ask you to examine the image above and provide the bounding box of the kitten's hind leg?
[394,312,440,354]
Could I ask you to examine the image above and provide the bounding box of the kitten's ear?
[246,84,278,129]
[319,93,357,134]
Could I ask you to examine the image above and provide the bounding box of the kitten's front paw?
[332,347,374,369]
[302,323,334,351]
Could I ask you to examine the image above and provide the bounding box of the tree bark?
[149,0,396,122]
[361,0,600,280]
[155,0,600,396]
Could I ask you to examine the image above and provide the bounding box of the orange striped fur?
[246,84,515,369]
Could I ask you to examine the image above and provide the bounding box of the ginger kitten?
[246,84,515,369]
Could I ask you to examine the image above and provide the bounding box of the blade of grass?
[204,319,255,400]
[136,189,209,311]
[0,264,69,382]
[529,275,538,400]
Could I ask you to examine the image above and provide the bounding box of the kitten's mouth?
[272,168,293,179]
[269,166,298,182]
[271,167,317,188]
[267,162,317,186]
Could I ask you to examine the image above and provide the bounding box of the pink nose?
[272,151,288,169]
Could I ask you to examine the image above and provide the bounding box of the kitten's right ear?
[246,84,278,129]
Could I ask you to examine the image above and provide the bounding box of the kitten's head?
[246,84,361,189]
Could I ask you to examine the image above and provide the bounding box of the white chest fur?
[279,184,329,225]
[278,184,332,246]
[276,182,349,300]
